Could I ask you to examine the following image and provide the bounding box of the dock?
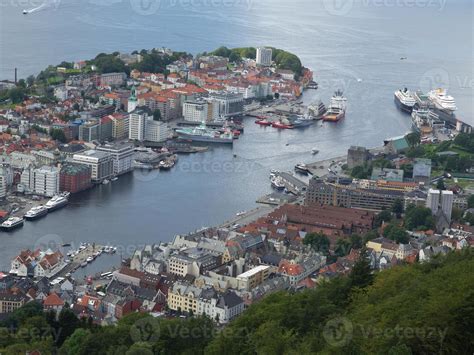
[53,244,109,279]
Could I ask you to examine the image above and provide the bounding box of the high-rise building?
[129,107,169,143]
[256,47,273,66]
[209,92,244,118]
[441,190,454,221]
[426,189,441,213]
[183,99,209,122]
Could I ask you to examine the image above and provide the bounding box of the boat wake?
[25,0,60,14]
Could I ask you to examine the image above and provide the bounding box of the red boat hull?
[255,120,272,126]
[272,122,294,129]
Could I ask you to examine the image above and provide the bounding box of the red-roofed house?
[43,292,65,312]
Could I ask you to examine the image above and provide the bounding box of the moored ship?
[1,217,24,231]
[45,194,69,212]
[288,114,315,128]
[271,176,285,190]
[24,205,48,221]
[271,119,294,129]
[322,90,347,122]
[394,88,416,113]
[159,154,178,170]
[307,100,327,119]
[176,122,234,144]
[427,88,457,113]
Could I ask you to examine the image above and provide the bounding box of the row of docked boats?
[255,90,348,128]
[0,192,70,231]
[394,87,457,114]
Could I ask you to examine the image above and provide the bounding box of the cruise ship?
[45,194,69,212]
[428,88,457,113]
[1,217,24,231]
[394,88,416,113]
[322,90,347,122]
[176,123,234,144]
[307,100,327,119]
[24,205,48,221]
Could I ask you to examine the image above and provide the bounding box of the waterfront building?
[384,136,410,154]
[60,163,92,193]
[256,47,273,66]
[183,99,209,122]
[72,150,114,183]
[97,142,134,176]
[145,119,169,143]
[347,146,370,169]
[209,92,244,118]
[20,165,60,197]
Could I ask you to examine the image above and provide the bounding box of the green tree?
[383,223,409,244]
[350,234,363,249]
[436,178,446,190]
[391,198,404,216]
[406,131,421,147]
[153,109,162,121]
[374,209,392,227]
[468,195,474,209]
[335,238,352,257]
[349,250,373,289]
[405,205,435,231]
[303,232,330,254]
[50,128,68,143]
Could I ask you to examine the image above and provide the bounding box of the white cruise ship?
[1,217,24,231]
[428,88,457,112]
[394,88,416,113]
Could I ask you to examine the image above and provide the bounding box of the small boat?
[62,243,71,247]
[80,262,88,268]
[86,256,94,263]
[236,211,246,217]
[102,179,110,185]
[312,149,319,155]
[255,119,272,126]
[23,9,29,14]
[272,121,294,129]
[111,177,118,182]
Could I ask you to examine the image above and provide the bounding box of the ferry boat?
[176,122,234,144]
[45,194,68,212]
[307,100,327,119]
[394,88,416,113]
[427,88,457,113]
[1,217,24,231]
[271,176,285,190]
[295,163,311,175]
[322,90,347,122]
[24,205,48,221]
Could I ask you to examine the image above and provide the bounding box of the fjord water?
[0,0,472,269]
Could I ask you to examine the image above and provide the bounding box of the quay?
[256,192,297,205]
[273,171,308,195]
[53,244,107,279]
[219,205,276,229]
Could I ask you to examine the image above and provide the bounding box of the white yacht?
[45,195,68,212]
[428,88,457,112]
[25,205,48,221]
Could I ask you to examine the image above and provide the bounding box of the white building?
[129,107,148,141]
[183,100,209,122]
[209,92,244,118]
[426,189,441,213]
[129,107,169,143]
[127,86,138,113]
[145,119,169,143]
[441,190,454,221]
[256,47,273,66]
[0,174,7,199]
[97,142,134,176]
[197,290,245,324]
[72,150,114,182]
[20,166,60,197]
